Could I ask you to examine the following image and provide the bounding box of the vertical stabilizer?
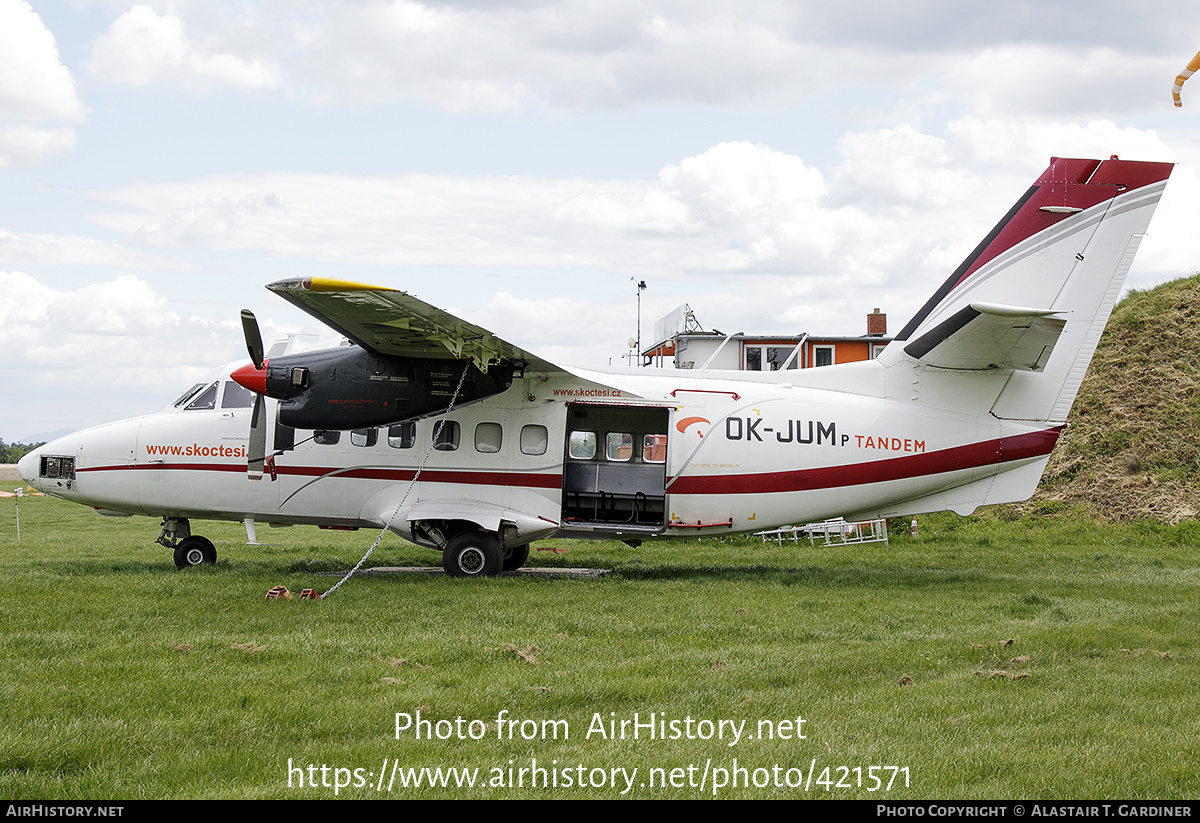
[880,157,1172,423]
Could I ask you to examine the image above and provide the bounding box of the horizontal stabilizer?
[903,303,1066,372]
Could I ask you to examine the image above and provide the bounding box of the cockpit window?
[221,381,255,409]
[172,383,206,407]
[184,383,219,411]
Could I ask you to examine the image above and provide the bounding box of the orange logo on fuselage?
[676,416,710,437]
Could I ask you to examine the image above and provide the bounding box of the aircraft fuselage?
[21,358,1054,553]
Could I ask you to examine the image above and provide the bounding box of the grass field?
[1,491,1198,799]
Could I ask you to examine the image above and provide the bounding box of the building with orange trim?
[641,308,892,371]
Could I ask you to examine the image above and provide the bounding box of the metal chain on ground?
[320,360,474,598]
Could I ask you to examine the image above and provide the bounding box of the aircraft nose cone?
[17,449,39,485]
[231,361,268,395]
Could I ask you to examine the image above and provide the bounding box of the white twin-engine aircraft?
[20,157,1173,576]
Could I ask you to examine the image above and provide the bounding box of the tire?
[442,532,502,578]
[501,543,530,572]
[174,535,217,569]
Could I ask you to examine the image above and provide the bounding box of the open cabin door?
[561,403,669,531]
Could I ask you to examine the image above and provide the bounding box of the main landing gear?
[157,517,217,569]
[439,530,530,578]
[502,543,530,573]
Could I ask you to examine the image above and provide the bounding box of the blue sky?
[4,1,1200,442]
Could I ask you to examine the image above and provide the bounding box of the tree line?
[1,441,43,464]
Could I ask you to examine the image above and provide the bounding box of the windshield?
[171,383,207,407]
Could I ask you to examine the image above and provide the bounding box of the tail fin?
[882,156,1172,422]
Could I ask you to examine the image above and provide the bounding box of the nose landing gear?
[157,517,218,568]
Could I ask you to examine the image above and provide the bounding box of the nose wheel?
[174,535,217,568]
[158,517,218,568]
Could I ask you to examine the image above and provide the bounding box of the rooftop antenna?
[634,279,647,366]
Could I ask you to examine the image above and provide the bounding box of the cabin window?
[184,383,218,411]
[221,381,255,409]
[521,425,548,456]
[388,422,416,449]
[350,429,377,447]
[474,422,502,454]
[605,432,634,462]
[568,431,596,460]
[814,345,835,367]
[314,430,340,445]
[642,434,667,463]
[433,421,460,451]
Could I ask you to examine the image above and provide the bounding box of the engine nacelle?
[236,345,517,430]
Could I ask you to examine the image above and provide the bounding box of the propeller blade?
[241,309,265,369]
[247,395,266,482]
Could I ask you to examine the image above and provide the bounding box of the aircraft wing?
[902,302,1067,372]
[268,277,562,374]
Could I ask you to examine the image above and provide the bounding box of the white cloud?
[0,124,76,169]
[76,1,1199,118]
[1,272,199,365]
[0,0,84,166]
[87,4,280,92]
[0,229,189,270]
[473,291,638,366]
[82,142,875,278]
[0,0,85,122]
[938,44,1175,120]
[0,271,240,437]
[77,129,1197,315]
[277,0,818,110]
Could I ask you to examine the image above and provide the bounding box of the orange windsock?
[1172,51,1200,107]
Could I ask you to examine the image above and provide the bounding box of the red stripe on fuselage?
[275,466,563,488]
[666,427,1062,495]
[77,462,563,489]
[75,427,1061,497]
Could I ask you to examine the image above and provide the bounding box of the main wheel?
[174,535,217,569]
[501,543,530,572]
[442,532,502,578]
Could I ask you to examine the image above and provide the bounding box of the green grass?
[2,495,1199,798]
